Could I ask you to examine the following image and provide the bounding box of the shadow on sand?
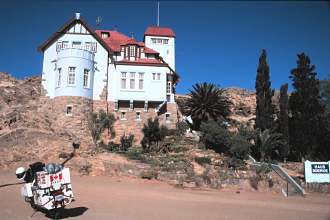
[42,207,88,219]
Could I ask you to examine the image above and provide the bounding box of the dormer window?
[129,46,135,57]
[101,32,109,38]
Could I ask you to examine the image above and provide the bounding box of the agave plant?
[186,82,231,130]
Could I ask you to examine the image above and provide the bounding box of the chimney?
[75,12,81,20]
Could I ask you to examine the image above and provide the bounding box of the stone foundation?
[39,87,180,146]
[104,101,180,144]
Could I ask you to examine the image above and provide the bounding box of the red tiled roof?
[95,30,159,54]
[144,26,175,38]
[144,47,159,54]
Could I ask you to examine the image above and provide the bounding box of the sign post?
[304,160,330,183]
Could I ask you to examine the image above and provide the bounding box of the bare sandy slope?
[0,171,329,220]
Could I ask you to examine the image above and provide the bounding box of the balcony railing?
[57,47,95,61]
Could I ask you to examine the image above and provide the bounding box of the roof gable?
[38,16,112,54]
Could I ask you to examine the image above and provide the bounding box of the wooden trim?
[38,16,113,55]
[115,61,168,67]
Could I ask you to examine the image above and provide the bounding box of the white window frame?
[66,105,73,116]
[83,69,90,88]
[56,68,61,88]
[72,41,81,49]
[129,46,135,57]
[120,111,127,120]
[67,67,76,86]
[157,73,161,80]
[166,81,172,94]
[121,72,127,89]
[138,72,144,90]
[135,111,141,121]
[101,32,109,38]
[129,72,135,89]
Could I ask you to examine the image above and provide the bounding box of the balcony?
[57,47,95,61]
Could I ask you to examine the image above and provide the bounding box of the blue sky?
[0,1,329,94]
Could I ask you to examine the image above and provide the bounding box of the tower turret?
[144,26,175,70]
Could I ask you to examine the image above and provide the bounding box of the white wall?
[145,36,175,70]
[108,64,169,102]
[42,23,108,99]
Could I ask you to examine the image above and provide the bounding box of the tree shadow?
[43,207,88,219]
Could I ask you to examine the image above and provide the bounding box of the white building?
[38,13,180,143]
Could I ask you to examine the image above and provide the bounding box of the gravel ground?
[0,171,329,220]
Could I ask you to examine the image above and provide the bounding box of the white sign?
[304,160,330,183]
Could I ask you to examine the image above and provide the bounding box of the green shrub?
[228,156,245,170]
[177,121,189,136]
[194,156,211,165]
[88,110,116,147]
[200,120,231,154]
[141,118,168,152]
[140,170,158,180]
[229,134,251,160]
[120,134,134,151]
[125,147,144,161]
[255,163,272,176]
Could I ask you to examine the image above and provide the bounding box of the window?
[136,112,141,120]
[120,111,126,120]
[166,82,172,94]
[157,39,162,44]
[67,67,76,85]
[152,73,156,80]
[138,73,144,90]
[130,72,135,89]
[121,72,127,89]
[157,73,161,80]
[151,38,157,44]
[85,42,96,52]
[83,69,89,88]
[62,41,69,48]
[163,39,169,44]
[72,41,81,48]
[56,68,61,87]
[101,32,109,38]
[165,113,171,121]
[129,46,135,57]
[66,105,73,116]
[56,41,68,51]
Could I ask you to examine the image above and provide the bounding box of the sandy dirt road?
[0,171,329,220]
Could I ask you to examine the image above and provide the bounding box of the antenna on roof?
[157,1,160,26]
[96,16,102,27]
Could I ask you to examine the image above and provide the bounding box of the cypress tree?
[278,83,289,160]
[255,49,275,131]
[289,53,324,160]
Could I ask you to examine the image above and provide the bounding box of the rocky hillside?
[176,87,257,130]
[0,73,257,173]
[0,73,78,170]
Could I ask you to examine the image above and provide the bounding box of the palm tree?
[255,129,286,162]
[186,82,231,130]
